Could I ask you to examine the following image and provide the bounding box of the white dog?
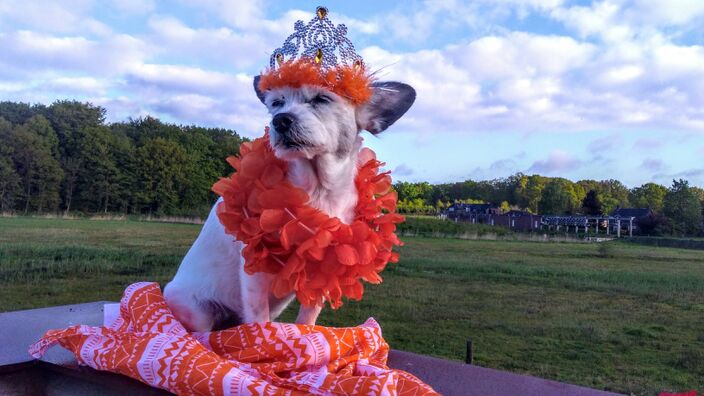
[163,77,415,331]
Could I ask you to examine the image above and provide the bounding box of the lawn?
[1,216,703,395]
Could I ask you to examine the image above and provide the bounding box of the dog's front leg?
[295,304,323,325]
[239,267,273,323]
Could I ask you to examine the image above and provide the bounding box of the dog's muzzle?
[272,113,302,148]
[272,113,295,134]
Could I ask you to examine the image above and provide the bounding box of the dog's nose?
[272,113,295,134]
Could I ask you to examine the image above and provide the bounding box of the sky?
[1,0,703,187]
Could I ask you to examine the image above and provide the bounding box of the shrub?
[397,216,511,238]
[597,242,615,258]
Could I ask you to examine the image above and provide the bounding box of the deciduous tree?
[7,123,63,213]
[663,179,703,235]
[630,183,667,212]
[515,174,547,214]
[581,190,602,215]
[47,100,105,214]
[135,138,189,215]
[597,179,630,215]
[538,178,580,215]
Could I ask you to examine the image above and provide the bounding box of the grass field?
[1,217,703,395]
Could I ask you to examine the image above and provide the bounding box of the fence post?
[629,218,633,237]
[465,339,473,365]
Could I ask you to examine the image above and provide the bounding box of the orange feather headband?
[212,131,404,308]
[258,59,374,105]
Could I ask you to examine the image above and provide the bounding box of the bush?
[637,213,669,236]
[396,216,511,237]
[597,242,615,258]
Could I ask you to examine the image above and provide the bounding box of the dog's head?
[253,77,415,160]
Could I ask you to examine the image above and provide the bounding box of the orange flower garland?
[212,132,404,309]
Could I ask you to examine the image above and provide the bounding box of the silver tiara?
[269,6,364,70]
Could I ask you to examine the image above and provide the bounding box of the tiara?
[269,6,364,70]
[259,6,373,104]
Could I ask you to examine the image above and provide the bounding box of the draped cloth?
[29,282,438,396]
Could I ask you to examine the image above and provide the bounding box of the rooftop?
[611,208,652,218]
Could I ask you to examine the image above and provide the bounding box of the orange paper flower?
[212,132,404,308]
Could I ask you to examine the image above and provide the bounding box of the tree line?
[1,100,701,235]
[395,176,704,236]
[0,101,245,218]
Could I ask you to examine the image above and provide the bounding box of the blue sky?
[1,0,703,187]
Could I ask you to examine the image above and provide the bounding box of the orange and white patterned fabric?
[29,282,438,396]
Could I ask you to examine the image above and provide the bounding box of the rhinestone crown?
[269,6,364,70]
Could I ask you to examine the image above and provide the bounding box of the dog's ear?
[253,75,266,104]
[357,81,416,134]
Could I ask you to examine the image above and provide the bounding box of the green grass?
[1,217,703,395]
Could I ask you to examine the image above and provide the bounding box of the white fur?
[164,81,414,331]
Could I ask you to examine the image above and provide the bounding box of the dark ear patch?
[357,81,416,134]
[253,75,266,104]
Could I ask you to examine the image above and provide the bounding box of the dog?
[163,77,416,332]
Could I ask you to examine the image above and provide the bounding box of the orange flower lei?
[212,132,404,309]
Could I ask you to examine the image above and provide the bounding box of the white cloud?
[393,164,415,177]
[630,0,704,26]
[1,0,702,186]
[147,15,273,69]
[90,96,148,122]
[120,65,267,134]
[46,77,109,95]
[362,45,484,131]
[633,137,666,150]
[0,31,148,75]
[549,0,704,46]
[1,0,704,141]
[641,158,665,171]
[379,0,566,43]
[588,135,623,153]
[450,33,596,80]
[332,12,380,35]
[176,0,265,30]
[528,150,583,173]
[126,64,237,94]
[653,44,704,80]
[358,18,704,134]
[654,168,704,186]
[112,0,156,15]
[467,157,523,180]
[600,64,644,84]
[153,94,218,118]
[550,2,623,40]
[384,6,439,43]
[0,0,111,36]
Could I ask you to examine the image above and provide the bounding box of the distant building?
[445,203,500,224]
[446,203,501,216]
[611,208,654,233]
[445,204,542,231]
[504,210,533,217]
[611,208,652,219]
[496,210,543,231]
[443,205,651,236]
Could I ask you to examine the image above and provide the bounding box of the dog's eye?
[271,99,285,108]
[310,95,331,105]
